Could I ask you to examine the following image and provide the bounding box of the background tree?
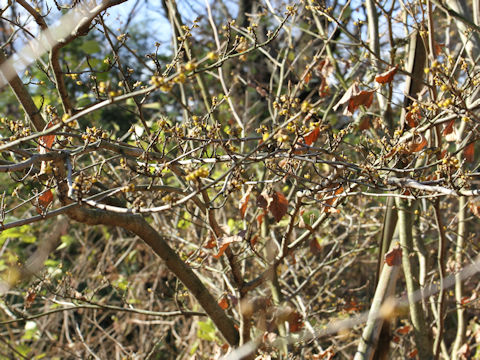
[1,0,480,359]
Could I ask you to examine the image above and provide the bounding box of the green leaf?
[21,234,37,243]
[96,72,109,81]
[44,259,59,267]
[33,95,47,109]
[189,340,199,355]
[87,58,101,67]
[113,276,129,291]
[177,212,192,229]
[15,344,32,357]
[56,235,74,250]
[196,319,219,342]
[227,218,243,233]
[0,225,36,244]
[80,40,101,54]
[142,102,162,110]
[22,321,39,341]
[76,94,92,108]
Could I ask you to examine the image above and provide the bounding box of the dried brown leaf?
[309,238,322,254]
[465,142,475,163]
[396,325,411,335]
[442,119,455,135]
[469,200,480,218]
[268,191,288,222]
[256,212,264,227]
[408,134,427,153]
[286,310,303,332]
[213,230,246,259]
[36,189,53,214]
[304,126,320,146]
[323,186,344,213]
[25,290,36,309]
[347,90,374,114]
[312,348,335,360]
[375,66,398,84]
[38,120,55,152]
[318,77,330,97]
[457,343,470,359]
[407,349,418,358]
[218,297,229,310]
[333,83,358,112]
[384,243,402,266]
[256,191,269,209]
[405,111,419,128]
[204,234,216,249]
[304,71,312,84]
[239,186,252,219]
[358,117,371,131]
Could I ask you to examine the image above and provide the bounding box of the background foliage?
[1,0,480,359]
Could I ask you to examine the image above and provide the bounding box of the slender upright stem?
[396,198,433,359]
[451,196,466,358]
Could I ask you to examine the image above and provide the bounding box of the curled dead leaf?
[309,238,322,254]
[218,296,229,310]
[442,119,458,142]
[358,117,371,131]
[315,59,333,79]
[256,212,264,227]
[38,121,56,175]
[275,307,303,332]
[469,199,480,218]
[407,349,418,358]
[212,230,246,259]
[256,192,269,209]
[318,77,330,97]
[239,186,252,219]
[36,189,54,214]
[334,83,375,116]
[304,70,312,84]
[323,186,344,213]
[457,343,470,359]
[24,289,36,309]
[442,119,455,135]
[384,243,402,266]
[405,111,420,128]
[38,120,56,152]
[347,90,374,114]
[312,348,335,360]
[269,191,288,222]
[249,234,258,248]
[445,128,458,142]
[396,325,411,335]
[286,310,303,332]
[204,234,216,249]
[333,83,357,112]
[256,190,289,222]
[304,126,320,146]
[465,142,475,163]
[255,86,268,97]
[344,299,361,313]
[375,66,398,84]
[434,42,444,56]
[408,134,427,153]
